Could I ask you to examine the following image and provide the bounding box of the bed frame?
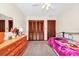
[56,32,79,39]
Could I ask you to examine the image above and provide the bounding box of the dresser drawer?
[15,38,26,47]
[0,43,16,56]
[14,42,26,56]
[0,36,27,56]
[7,42,26,56]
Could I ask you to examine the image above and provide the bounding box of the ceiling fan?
[42,3,51,10]
[32,3,52,10]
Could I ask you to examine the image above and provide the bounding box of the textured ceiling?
[14,3,76,17]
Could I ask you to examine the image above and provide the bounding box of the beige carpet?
[22,41,57,56]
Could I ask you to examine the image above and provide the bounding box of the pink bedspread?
[48,37,79,56]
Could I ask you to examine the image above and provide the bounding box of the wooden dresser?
[0,35,28,56]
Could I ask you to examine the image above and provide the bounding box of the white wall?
[57,4,79,41]
[0,4,26,33]
[57,4,79,32]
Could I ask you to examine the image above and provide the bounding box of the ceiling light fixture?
[42,3,51,10]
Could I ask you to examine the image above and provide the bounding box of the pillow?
[55,37,63,40]
[60,40,68,43]
[68,40,77,45]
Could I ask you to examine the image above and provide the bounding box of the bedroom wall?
[58,4,79,32]
[0,3,26,33]
[57,4,79,41]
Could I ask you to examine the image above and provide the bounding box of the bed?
[48,32,79,56]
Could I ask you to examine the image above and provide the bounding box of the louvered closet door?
[38,21,44,41]
[29,20,44,41]
[29,21,32,41]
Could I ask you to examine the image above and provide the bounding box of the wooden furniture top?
[0,35,26,49]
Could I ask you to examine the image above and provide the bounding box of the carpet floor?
[22,41,57,56]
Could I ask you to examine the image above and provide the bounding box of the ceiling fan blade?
[42,4,46,8]
[32,3,41,6]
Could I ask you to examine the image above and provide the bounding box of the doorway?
[0,20,5,32]
[8,20,13,32]
[47,20,56,39]
[28,20,44,41]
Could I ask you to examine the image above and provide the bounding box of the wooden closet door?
[28,20,44,41]
[29,21,33,40]
[33,21,37,40]
[47,20,56,39]
[39,21,44,40]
